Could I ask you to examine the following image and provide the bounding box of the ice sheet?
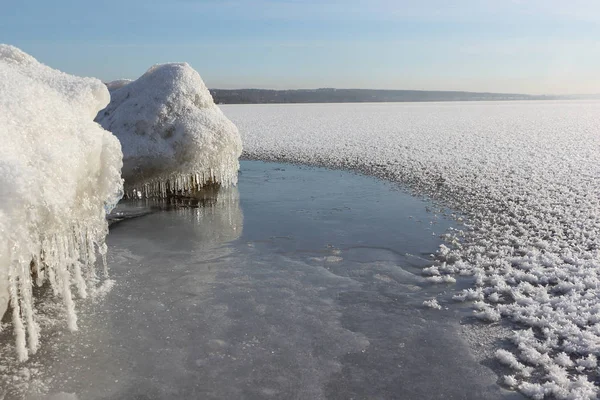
[224,101,600,398]
[0,162,518,399]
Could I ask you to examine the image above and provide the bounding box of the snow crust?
[224,101,600,398]
[0,45,123,361]
[97,64,242,198]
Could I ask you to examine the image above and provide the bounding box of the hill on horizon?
[209,88,597,104]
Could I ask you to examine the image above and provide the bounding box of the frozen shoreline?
[0,161,520,399]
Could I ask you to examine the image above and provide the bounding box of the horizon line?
[207,87,600,98]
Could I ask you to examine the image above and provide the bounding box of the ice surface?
[224,101,600,398]
[96,63,242,198]
[2,162,514,399]
[0,45,123,361]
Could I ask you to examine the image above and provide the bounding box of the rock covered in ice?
[96,63,242,198]
[0,44,123,360]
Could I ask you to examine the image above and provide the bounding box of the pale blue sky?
[2,0,599,94]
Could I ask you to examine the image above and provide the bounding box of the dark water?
[3,161,521,399]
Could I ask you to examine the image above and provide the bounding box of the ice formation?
[224,101,600,398]
[423,299,442,310]
[96,64,242,198]
[0,45,123,361]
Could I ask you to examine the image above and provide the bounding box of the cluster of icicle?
[8,227,110,361]
[0,44,123,361]
[126,166,238,200]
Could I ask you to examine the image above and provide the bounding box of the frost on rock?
[225,101,600,398]
[97,64,242,199]
[0,45,123,361]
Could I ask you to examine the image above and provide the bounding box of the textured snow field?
[223,101,600,399]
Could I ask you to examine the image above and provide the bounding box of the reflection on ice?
[109,187,243,245]
[173,187,243,245]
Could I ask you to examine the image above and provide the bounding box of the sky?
[2,0,599,94]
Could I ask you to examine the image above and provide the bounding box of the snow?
[423,299,442,309]
[96,63,242,198]
[0,45,123,361]
[104,79,132,92]
[223,101,600,398]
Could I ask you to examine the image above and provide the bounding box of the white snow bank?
[96,64,242,198]
[224,101,600,398]
[0,44,123,361]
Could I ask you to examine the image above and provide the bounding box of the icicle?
[8,261,27,361]
[46,237,59,297]
[56,235,77,332]
[85,229,98,282]
[98,240,109,278]
[66,234,87,299]
[17,254,38,355]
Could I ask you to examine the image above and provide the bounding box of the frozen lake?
[1,161,520,399]
[223,101,600,398]
[3,99,598,399]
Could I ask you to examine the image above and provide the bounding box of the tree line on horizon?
[208,88,582,104]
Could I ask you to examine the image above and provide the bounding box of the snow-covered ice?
[97,64,242,198]
[224,101,600,398]
[0,45,123,361]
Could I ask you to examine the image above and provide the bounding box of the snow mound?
[224,101,600,398]
[96,63,242,198]
[0,44,123,361]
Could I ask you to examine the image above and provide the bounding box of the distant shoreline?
[209,88,599,104]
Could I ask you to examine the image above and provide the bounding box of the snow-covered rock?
[0,44,123,360]
[104,79,132,92]
[97,63,242,198]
